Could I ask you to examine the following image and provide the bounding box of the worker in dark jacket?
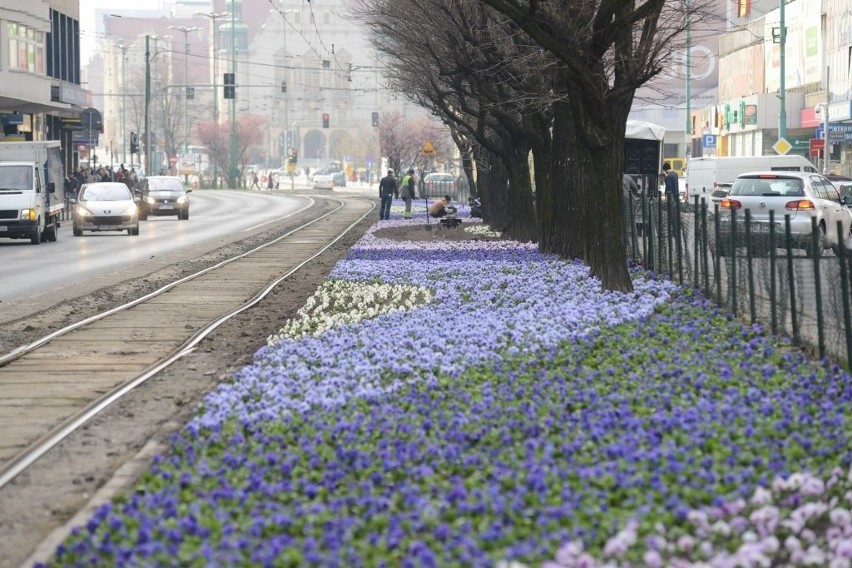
[378,169,397,220]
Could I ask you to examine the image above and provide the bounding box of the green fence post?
[675,195,683,284]
[837,221,852,368]
[745,209,756,324]
[811,218,825,359]
[769,210,777,335]
[714,205,722,304]
[786,214,799,345]
[702,200,709,295]
[731,207,738,317]
[693,196,700,286]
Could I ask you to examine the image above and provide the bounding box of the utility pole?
[778,0,787,141]
[195,11,227,188]
[685,0,691,160]
[114,43,128,164]
[145,35,151,176]
[229,0,238,188]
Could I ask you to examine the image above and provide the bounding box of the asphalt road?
[0,189,311,320]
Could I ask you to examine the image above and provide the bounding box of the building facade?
[94,0,422,176]
[0,0,88,173]
[696,0,851,176]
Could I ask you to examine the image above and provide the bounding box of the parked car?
[136,176,191,220]
[312,172,334,190]
[715,171,850,257]
[708,182,732,211]
[331,171,346,187]
[70,182,140,236]
[423,172,455,198]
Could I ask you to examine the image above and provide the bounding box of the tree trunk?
[481,151,511,233]
[504,147,538,243]
[576,138,633,292]
[529,117,554,251]
[547,97,584,260]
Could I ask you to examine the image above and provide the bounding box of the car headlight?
[19,209,36,221]
[145,196,156,204]
[76,205,93,217]
[122,204,138,216]
[177,195,188,204]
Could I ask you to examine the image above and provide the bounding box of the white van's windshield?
[0,166,33,191]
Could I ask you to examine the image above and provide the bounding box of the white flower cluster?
[464,224,503,238]
[267,279,433,344]
[544,467,852,568]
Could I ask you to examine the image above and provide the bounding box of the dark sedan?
[137,176,191,220]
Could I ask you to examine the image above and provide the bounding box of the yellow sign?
[422,140,435,155]
[772,137,792,155]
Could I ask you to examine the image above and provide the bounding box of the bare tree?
[196,115,266,188]
[477,0,693,291]
[355,0,548,242]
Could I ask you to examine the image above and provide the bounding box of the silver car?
[717,171,850,257]
[71,182,140,236]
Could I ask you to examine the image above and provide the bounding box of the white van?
[686,155,818,205]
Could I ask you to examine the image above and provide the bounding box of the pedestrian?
[662,161,681,235]
[74,166,86,191]
[622,173,639,197]
[663,161,678,201]
[400,168,416,219]
[378,169,397,221]
[429,195,455,218]
[250,172,261,190]
[267,171,274,190]
[467,196,482,218]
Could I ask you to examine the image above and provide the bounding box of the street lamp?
[195,11,228,188]
[170,25,199,160]
[143,34,170,175]
[279,9,297,165]
[113,42,128,164]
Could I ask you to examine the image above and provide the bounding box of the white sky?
[79,0,166,63]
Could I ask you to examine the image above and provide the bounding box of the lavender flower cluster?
[45,224,851,567]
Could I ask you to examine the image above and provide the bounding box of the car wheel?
[45,220,58,242]
[30,219,42,245]
[73,223,83,237]
[129,224,140,236]
[181,209,189,221]
[805,224,826,258]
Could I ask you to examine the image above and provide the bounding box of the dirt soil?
[0,212,501,568]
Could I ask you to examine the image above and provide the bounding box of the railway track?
[0,194,374,567]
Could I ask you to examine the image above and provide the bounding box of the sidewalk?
[39,207,852,567]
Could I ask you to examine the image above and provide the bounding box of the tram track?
[0,194,375,567]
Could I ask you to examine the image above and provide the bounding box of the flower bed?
[46,224,851,567]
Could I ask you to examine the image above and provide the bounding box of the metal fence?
[623,193,852,367]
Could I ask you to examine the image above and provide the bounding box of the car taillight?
[786,199,815,211]
[721,198,741,210]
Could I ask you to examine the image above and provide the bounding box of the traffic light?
[281,80,287,93]
[186,86,195,100]
[372,112,379,127]
[223,73,235,99]
[130,132,138,154]
[288,147,298,165]
[322,113,329,128]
